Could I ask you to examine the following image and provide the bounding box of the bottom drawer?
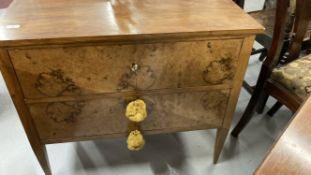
[28,90,230,142]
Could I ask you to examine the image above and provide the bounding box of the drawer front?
[28,90,230,141]
[9,39,242,99]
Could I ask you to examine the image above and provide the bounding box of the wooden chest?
[0,0,263,174]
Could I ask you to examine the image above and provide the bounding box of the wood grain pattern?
[0,0,263,173]
[231,0,292,137]
[28,90,229,142]
[24,84,231,104]
[9,39,242,99]
[255,96,311,175]
[0,0,263,47]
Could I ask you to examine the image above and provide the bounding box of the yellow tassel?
[125,99,147,122]
[127,130,145,151]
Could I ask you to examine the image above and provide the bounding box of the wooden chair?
[234,0,294,103]
[249,0,293,115]
[231,0,311,137]
[234,0,311,115]
[235,0,291,64]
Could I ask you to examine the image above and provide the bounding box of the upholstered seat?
[271,54,311,100]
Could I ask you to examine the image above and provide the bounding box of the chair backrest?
[264,0,277,9]
[262,0,291,72]
[286,0,311,62]
[263,0,311,72]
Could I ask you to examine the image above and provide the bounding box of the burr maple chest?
[0,0,263,174]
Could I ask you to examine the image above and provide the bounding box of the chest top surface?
[0,0,263,46]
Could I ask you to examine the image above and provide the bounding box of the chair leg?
[242,80,254,94]
[258,50,267,61]
[267,101,283,117]
[256,93,269,114]
[232,0,244,8]
[231,87,263,137]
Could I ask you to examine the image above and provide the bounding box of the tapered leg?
[213,128,229,163]
[256,93,269,114]
[0,50,52,175]
[231,84,263,137]
[267,101,283,117]
[242,80,254,94]
[258,50,267,61]
[34,144,52,175]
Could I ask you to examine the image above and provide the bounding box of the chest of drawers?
[0,0,263,174]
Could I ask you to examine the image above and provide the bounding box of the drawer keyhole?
[131,63,139,72]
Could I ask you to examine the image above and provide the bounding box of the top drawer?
[9,39,242,99]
